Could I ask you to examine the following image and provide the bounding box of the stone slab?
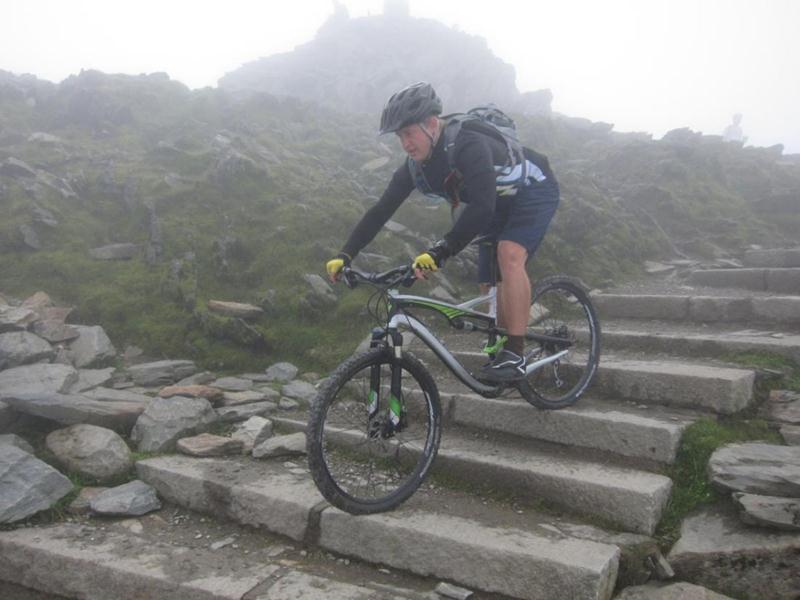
[1,392,144,432]
[0,446,73,523]
[668,506,800,600]
[0,363,78,396]
[254,571,405,600]
[0,523,271,599]
[708,442,800,496]
[733,492,800,531]
[319,509,619,600]
[136,455,321,541]
[449,393,690,464]
[592,294,689,321]
[744,248,800,268]
[688,268,767,291]
[765,268,800,293]
[615,582,734,599]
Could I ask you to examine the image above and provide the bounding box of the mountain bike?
[307,254,600,515]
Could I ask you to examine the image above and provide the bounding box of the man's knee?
[497,241,528,271]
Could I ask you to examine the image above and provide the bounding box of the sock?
[506,335,524,356]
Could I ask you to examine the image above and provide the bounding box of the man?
[326,82,559,382]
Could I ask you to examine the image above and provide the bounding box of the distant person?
[325,82,559,382]
[722,113,747,143]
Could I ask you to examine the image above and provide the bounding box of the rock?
[66,325,116,368]
[0,434,34,454]
[215,401,276,423]
[0,363,77,396]
[252,432,306,459]
[708,442,800,497]
[668,506,800,599]
[278,397,299,410]
[28,132,63,144]
[430,285,458,303]
[264,361,298,383]
[781,425,800,445]
[68,368,116,393]
[176,433,244,457]
[0,331,55,369]
[281,380,317,403]
[360,156,390,171]
[615,582,734,599]
[131,396,217,452]
[231,416,273,453]
[207,300,264,320]
[0,400,18,430]
[761,389,800,425]
[20,291,54,312]
[45,424,132,482]
[83,387,151,405]
[220,390,267,406]
[302,273,337,305]
[19,224,41,250]
[240,372,272,383]
[0,157,37,178]
[67,486,108,515]
[1,392,145,432]
[174,371,216,386]
[0,445,73,523]
[127,360,197,387]
[733,492,800,531]
[0,305,37,333]
[88,243,139,260]
[435,581,474,599]
[31,320,80,343]
[158,384,224,405]
[89,480,161,516]
[211,376,252,391]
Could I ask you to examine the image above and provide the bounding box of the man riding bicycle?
[326,82,559,382]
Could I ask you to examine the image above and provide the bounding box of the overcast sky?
[3,0,799,152]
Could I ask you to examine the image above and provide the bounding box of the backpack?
[408,104,528,205]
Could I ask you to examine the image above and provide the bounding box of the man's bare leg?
[496,240,530,354]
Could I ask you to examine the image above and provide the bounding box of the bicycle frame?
[371,289,569,397]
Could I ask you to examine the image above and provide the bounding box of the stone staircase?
[124,249,798,599]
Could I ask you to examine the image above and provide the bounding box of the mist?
[1,0,799,152]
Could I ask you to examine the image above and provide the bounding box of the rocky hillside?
[218,11,553,116]
[1,23,799,372]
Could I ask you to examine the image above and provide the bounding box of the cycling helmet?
[379,82,442,135]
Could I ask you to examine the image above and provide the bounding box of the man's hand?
[326,253,351,282]
[412,240,451,275]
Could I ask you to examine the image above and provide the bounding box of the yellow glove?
[412,252,439,271]
[326,253,351,282]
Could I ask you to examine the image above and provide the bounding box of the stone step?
[442,392,694,465]
[0,522,419,599]
[688,268,800,294]
[575,320,800,363]
[137,455,622,600]
[743,248,800,268]
[417,349,755,414]
[273,417,671,535]
[591,293,800,325]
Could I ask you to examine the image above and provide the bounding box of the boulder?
[176,433,244,457]
[252,432,306,459]
[0,331,55,369]
[220,390,267,406]
[158,384,224,405]
[733,492,800,532]
[89,480,161,516]
[761,389,800,425]
[0,445,73,523]
[20,291,54,312]
[302,273,337,305]
[66,325,116,368]
[231,416,273,453]
[0,363,77,396]
[781,425,800,445]
[207,300,264,320]
[88,243,139,260]
[127,360,197,387]
[175,371,216,386]
[215,401,276,423]
[67,486,108,515]
[82,387,151,405]
[68,368,116,393]
[669,506,800,599]
[19,224,41,250]
[0,434,34,454]
[281,380,317,403]
[211,376,252,391]
[0,157,37,178]
[131,396,217,452]
[1,392,144,432]
[708,442,800,497]
[0,305,37,333]
[264,361,298,383]
[45,424,132,482]
[31,320,80,343]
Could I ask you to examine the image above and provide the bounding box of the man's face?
[396,118,435,162]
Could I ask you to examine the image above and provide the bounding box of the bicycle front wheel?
[518,275,601,409]
[307,347,442,514]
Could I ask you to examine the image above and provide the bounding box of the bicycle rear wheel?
[518,275,601,409]
[307,347,442,514]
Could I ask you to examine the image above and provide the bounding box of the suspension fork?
[367,328,405,435]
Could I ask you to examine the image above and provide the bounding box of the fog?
[2,0,798,152]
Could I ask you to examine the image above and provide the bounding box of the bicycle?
[307,249,600,515]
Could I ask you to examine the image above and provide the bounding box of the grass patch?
[656,417,782,549]
[724,351,800,393]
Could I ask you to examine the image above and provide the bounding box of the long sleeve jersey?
[341,125,554,259]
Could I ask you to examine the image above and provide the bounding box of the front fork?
[368,327,405,438]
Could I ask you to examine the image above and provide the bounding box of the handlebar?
[341,265,417,289]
